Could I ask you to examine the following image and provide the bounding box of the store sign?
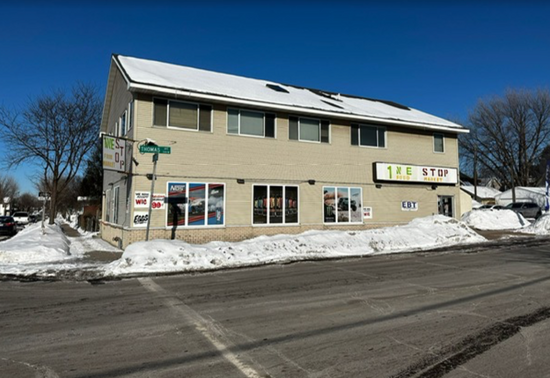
[103,136,128,172]
[374,162,458,184]
[134,192,150,208]
[363,207,373,219]
[133,211,149,227]
[151,194,165,210]
[401,201,418,211]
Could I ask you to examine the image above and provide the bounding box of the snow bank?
[461,209,529,230]
[104,215,485,276]
[521,214,550,234]
[0,222,71,264]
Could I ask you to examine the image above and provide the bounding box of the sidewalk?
[60,223,123,263]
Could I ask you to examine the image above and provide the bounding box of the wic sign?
[134,192,165,209]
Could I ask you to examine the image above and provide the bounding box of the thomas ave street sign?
[139,145,171,154]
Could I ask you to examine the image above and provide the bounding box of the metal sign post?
[145,153,159,241]
[38,192,50,234]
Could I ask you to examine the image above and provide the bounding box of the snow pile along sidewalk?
[461,209,529,230]
[0,222,71,264]
[521,214,550,234]
[104,215,485,276]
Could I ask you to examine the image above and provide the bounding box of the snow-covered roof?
[110,54,467,133]
[461,185,501,199]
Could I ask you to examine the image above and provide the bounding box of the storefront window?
[167,182,225,227]
[323,186,362,224]
[253,185,299,225]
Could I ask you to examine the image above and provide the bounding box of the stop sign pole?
[145,152,158,242]
[139,143,171,242]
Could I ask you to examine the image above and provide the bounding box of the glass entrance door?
[438,196,454,217]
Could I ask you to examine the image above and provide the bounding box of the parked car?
[12,211,30,225]
[477,204,504,210]
[0,216,17,236]
[505,202,542,219]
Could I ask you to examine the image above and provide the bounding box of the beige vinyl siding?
[129,95,461,228]
[107,68,133,136]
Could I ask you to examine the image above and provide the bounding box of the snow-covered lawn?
[1,213,548,279]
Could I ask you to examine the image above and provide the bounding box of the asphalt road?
[2,239,550,378]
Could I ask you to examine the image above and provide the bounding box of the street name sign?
[139,145,171,154]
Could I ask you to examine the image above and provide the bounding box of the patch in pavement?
[393,307,550,378]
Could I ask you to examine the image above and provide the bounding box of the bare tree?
[0,175,19,201]
[460,88,550,190]
[0,83,102,224]
[15,192,41,212]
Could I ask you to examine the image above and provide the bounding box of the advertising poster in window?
[253,186,268,224]
[350,188,362,222]
[337,187,350,222]
[167,183,187,227]
[269,186,283,224]
[323,188,336,223]
[207,184,225,225]
[285,187,298,224]
[188,183,206,226]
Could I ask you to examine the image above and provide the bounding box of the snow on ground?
[461,209,530,230]
[0,221,121,277]
[0,222,71,264]
[103,215,485,276]
[4,212,549,279]
[521,214,550,234]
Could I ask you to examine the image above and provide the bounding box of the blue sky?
[2,2,550,194]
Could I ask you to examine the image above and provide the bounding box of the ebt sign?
[375,162,458,184]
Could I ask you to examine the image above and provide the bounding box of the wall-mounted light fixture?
[431,185,438,190]
[237,179,245,184]
[308,179,316,185]
[375,184,382,189]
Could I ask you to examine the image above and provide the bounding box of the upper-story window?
[119,111,127,136]
[227,108,275,138]
[154,98,212,132]
[351,124,386,148]
[289,116,330,143]
[434,133,445,153]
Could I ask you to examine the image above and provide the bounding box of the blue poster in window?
[188,183,206,226]
[208,184,224,225]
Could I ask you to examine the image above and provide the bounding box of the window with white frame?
[289,116,330,143]
[253,185,298,225]
[434,133,445,153]
[119,111,127,136]
[105,189,112,223]
[113,186,120,224]
[167,182,225,227]
[128,100,134,131]
[351,124,386,148]
[227,108,275,138]
[323,186,362,223]
[154,98,212,132]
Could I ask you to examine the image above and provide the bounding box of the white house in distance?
[495,187,548,208]
[460,185,502,206]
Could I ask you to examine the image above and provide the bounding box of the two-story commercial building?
[100,54,468,248]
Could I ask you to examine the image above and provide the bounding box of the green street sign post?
[139,145,171,154]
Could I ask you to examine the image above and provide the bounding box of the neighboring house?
[495,187,548,208]
[460,185,502,205]
[100,54,469,248]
